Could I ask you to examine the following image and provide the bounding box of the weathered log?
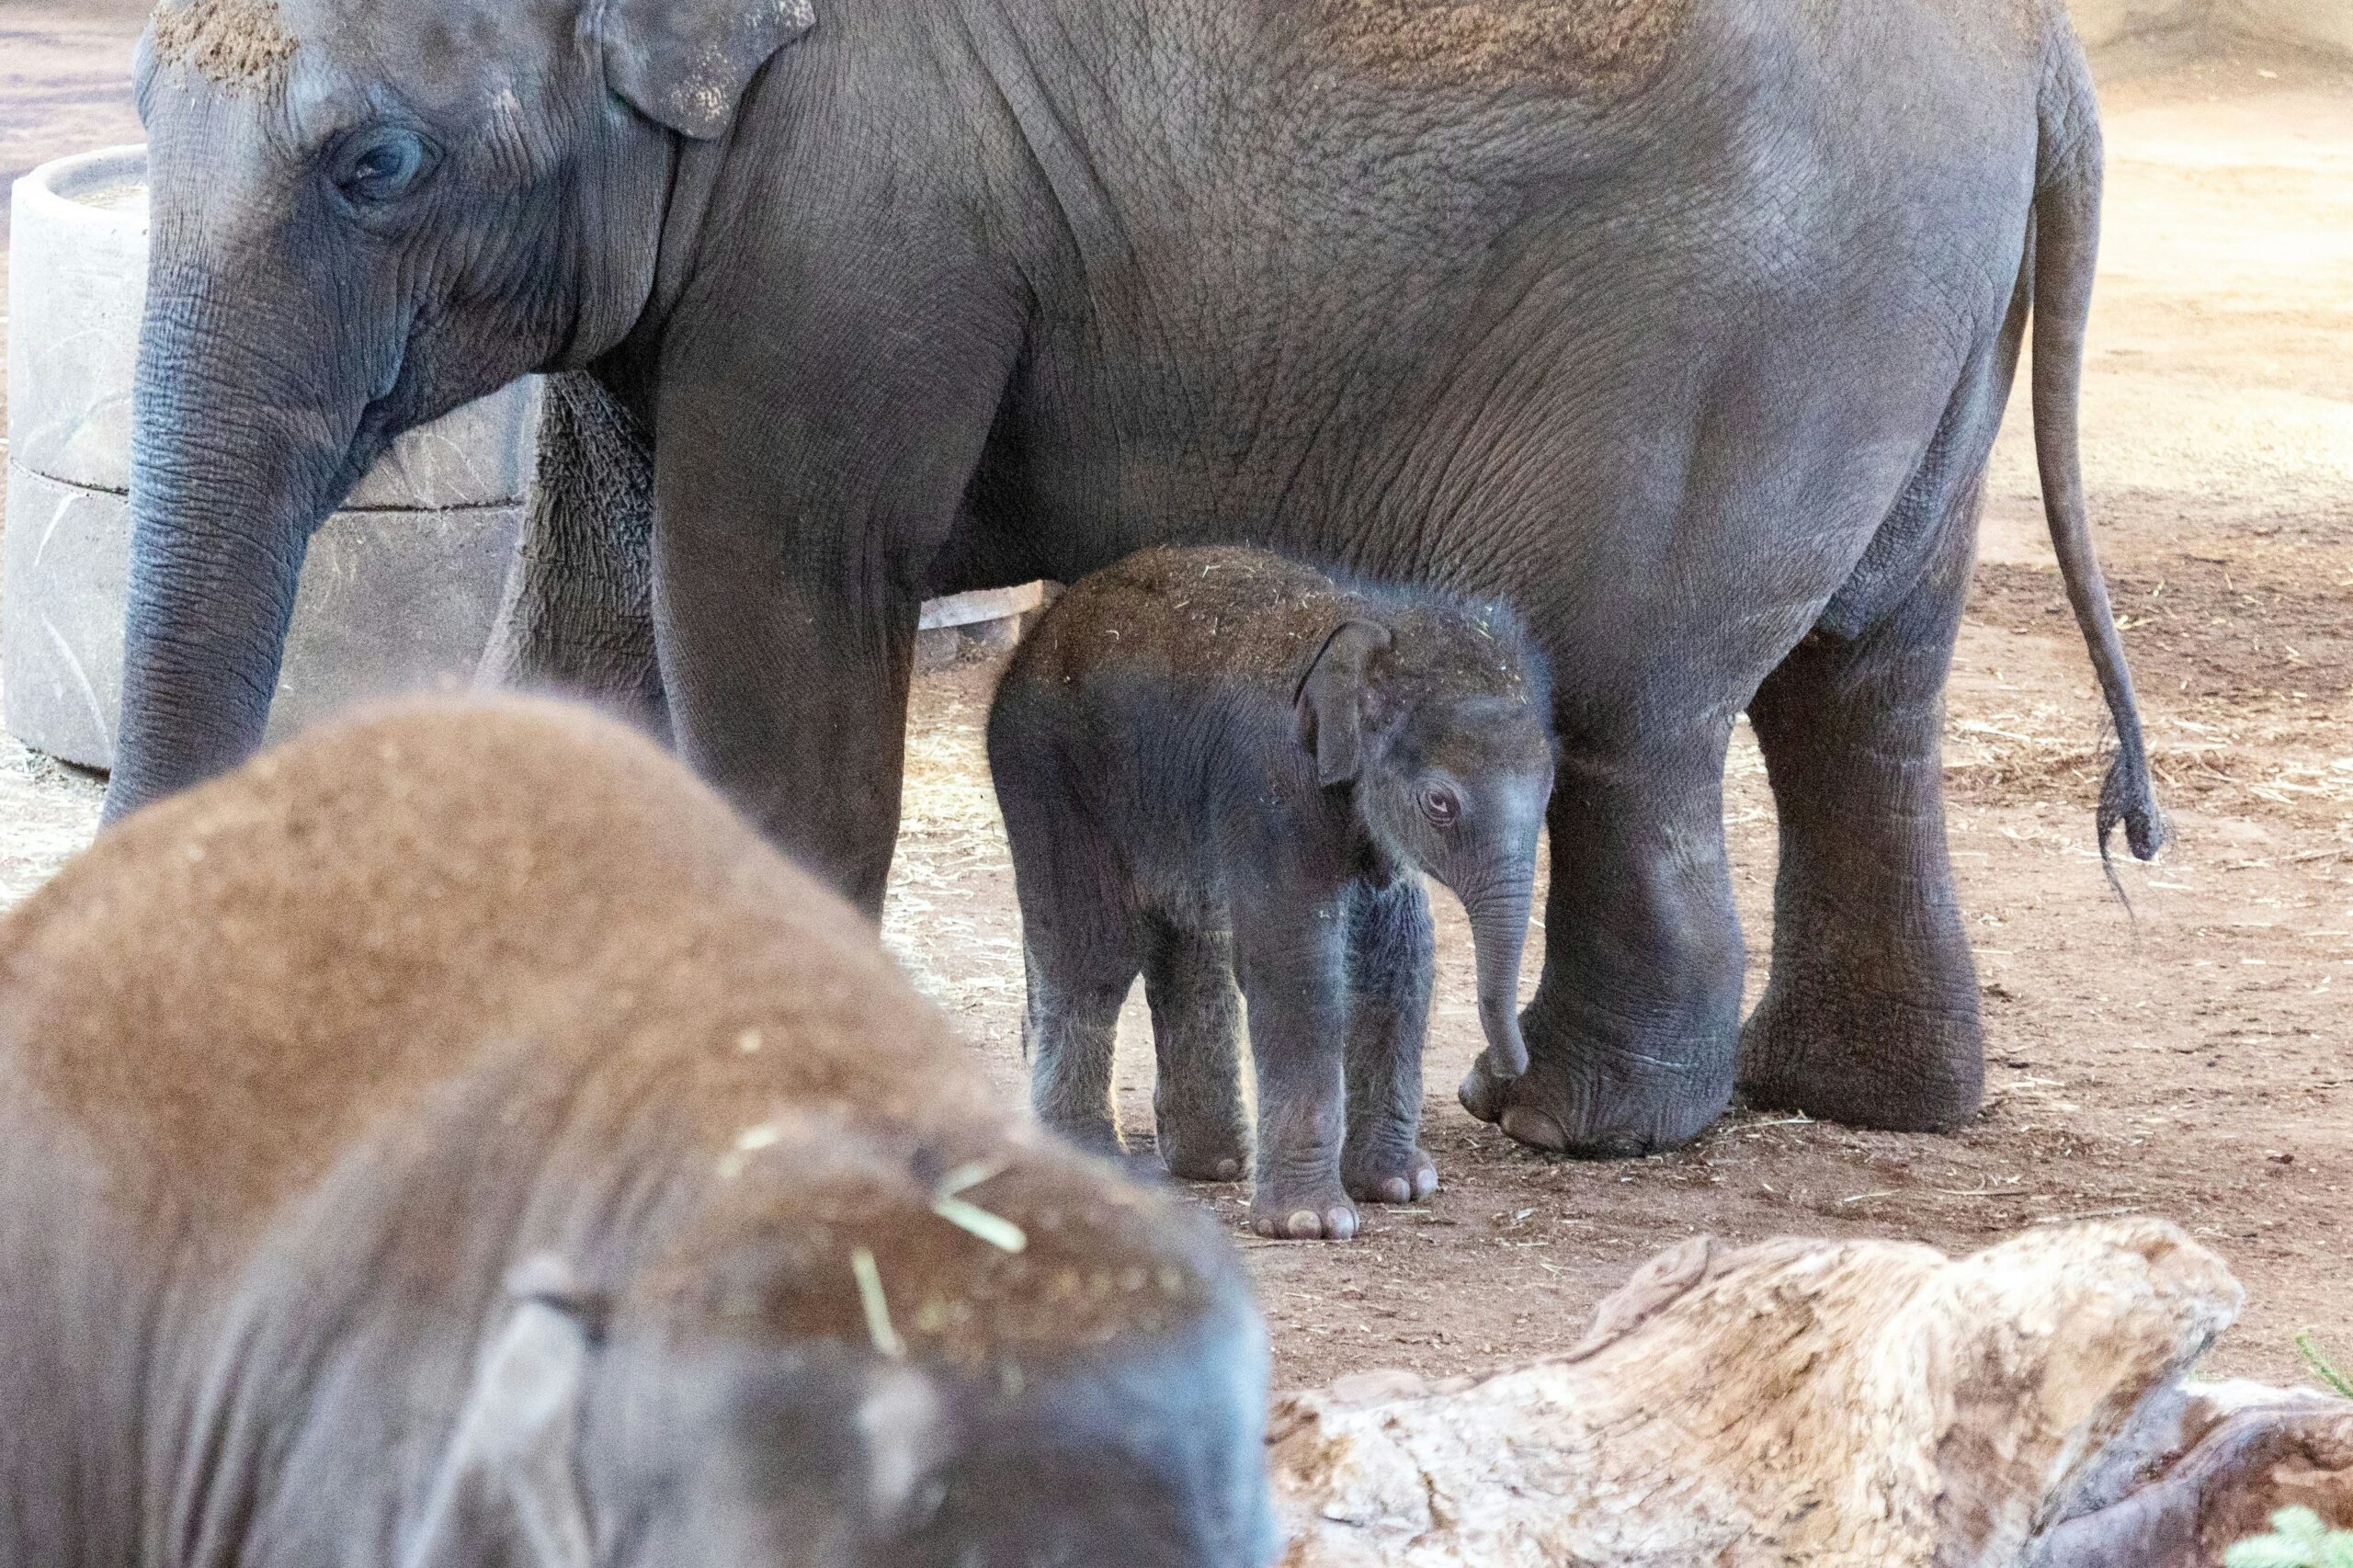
[1271,1220,2353,1568]
[2033,1379,2353,1568]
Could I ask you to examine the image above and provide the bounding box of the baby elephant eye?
[334,129,437,206]
[1419,785,1461,827]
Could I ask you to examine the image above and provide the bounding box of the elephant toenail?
[1215,1158,1240,1181]
[1287,1209,1321,1237]
[1377,1176,1410,1204]
[1500,1107,1568,1151]
[1325,1210,1358,1242]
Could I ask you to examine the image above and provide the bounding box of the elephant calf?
[0,699,1272,1568]
[987,547,1554,1242]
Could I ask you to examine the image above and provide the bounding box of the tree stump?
[1271,1220,2353,1568]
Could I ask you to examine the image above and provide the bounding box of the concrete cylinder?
[2064,0,2205,50]
[3,144,533,769]
[2219,0,2353,57]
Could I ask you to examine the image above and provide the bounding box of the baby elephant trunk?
[1467,882,1535,1080]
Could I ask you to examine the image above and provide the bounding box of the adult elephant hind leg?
[1339,879,1438,1205]
[1142,919,1249,1183]
[479,372,667,736]
[1462,715,1746,1158]
[1736,502,1983,1131]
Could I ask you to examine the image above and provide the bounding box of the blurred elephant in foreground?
[0,699,1272,1568]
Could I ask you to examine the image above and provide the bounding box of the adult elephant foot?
[1733,950,1983,1131]
[1456,719,1747,1159]
[1457,1013,1734,1158]
[1340,1140,1438,1206]
[1158,1129,1249,1185]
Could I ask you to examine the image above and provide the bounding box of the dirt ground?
[0,11,2345,1389]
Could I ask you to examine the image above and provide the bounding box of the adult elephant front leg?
[1461,714,1746,1157]
[1735,496,1983,1130]
[647,291,1019,915]
[654,497,916,915]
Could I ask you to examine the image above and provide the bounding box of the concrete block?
[2066,0,2207,50]
[917,582,1049,630]
[3,463,522,768]
[2218,0,2353,56]
[5,143,538,767]
[6,146,539,506]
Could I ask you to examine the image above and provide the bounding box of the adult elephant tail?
[2031,22,2168,867]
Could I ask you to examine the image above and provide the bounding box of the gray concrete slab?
[3,463,522,767]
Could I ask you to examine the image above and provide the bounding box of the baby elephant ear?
[597,0,816,141]
[399,1257,600,1568]
[1294,619,1392,787]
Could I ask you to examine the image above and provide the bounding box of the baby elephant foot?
[1040,1115,1128,1163]
[1341,1144,1438,1206]
[1248,1180,1359,1242]
[1156,1126,1250,1185]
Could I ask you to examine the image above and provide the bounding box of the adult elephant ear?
[1294,619,1392,786]
[597,0,817,140]
[401,1256,604,1568]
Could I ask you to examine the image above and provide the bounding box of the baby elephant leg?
[1025,929,1142,1160]
[1236,907,1356,1241]
[1341,880,1439,1205]
[1142,919,1250,1183]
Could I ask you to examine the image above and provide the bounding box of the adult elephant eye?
[334,129,437,206]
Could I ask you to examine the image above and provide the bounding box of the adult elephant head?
[105,0,810,818]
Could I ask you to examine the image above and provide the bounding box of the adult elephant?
[110,0,2162,1157]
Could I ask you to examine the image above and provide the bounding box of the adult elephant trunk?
[104,265,377,821]
[1467,880,1535,1081]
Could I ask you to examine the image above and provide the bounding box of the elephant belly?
[952,0,2038,722]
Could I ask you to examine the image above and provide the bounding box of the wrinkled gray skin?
[987,547,1555,1240]
[475,375,668,736]
[3,699,1273,1568]
[110,0,2163,1157]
